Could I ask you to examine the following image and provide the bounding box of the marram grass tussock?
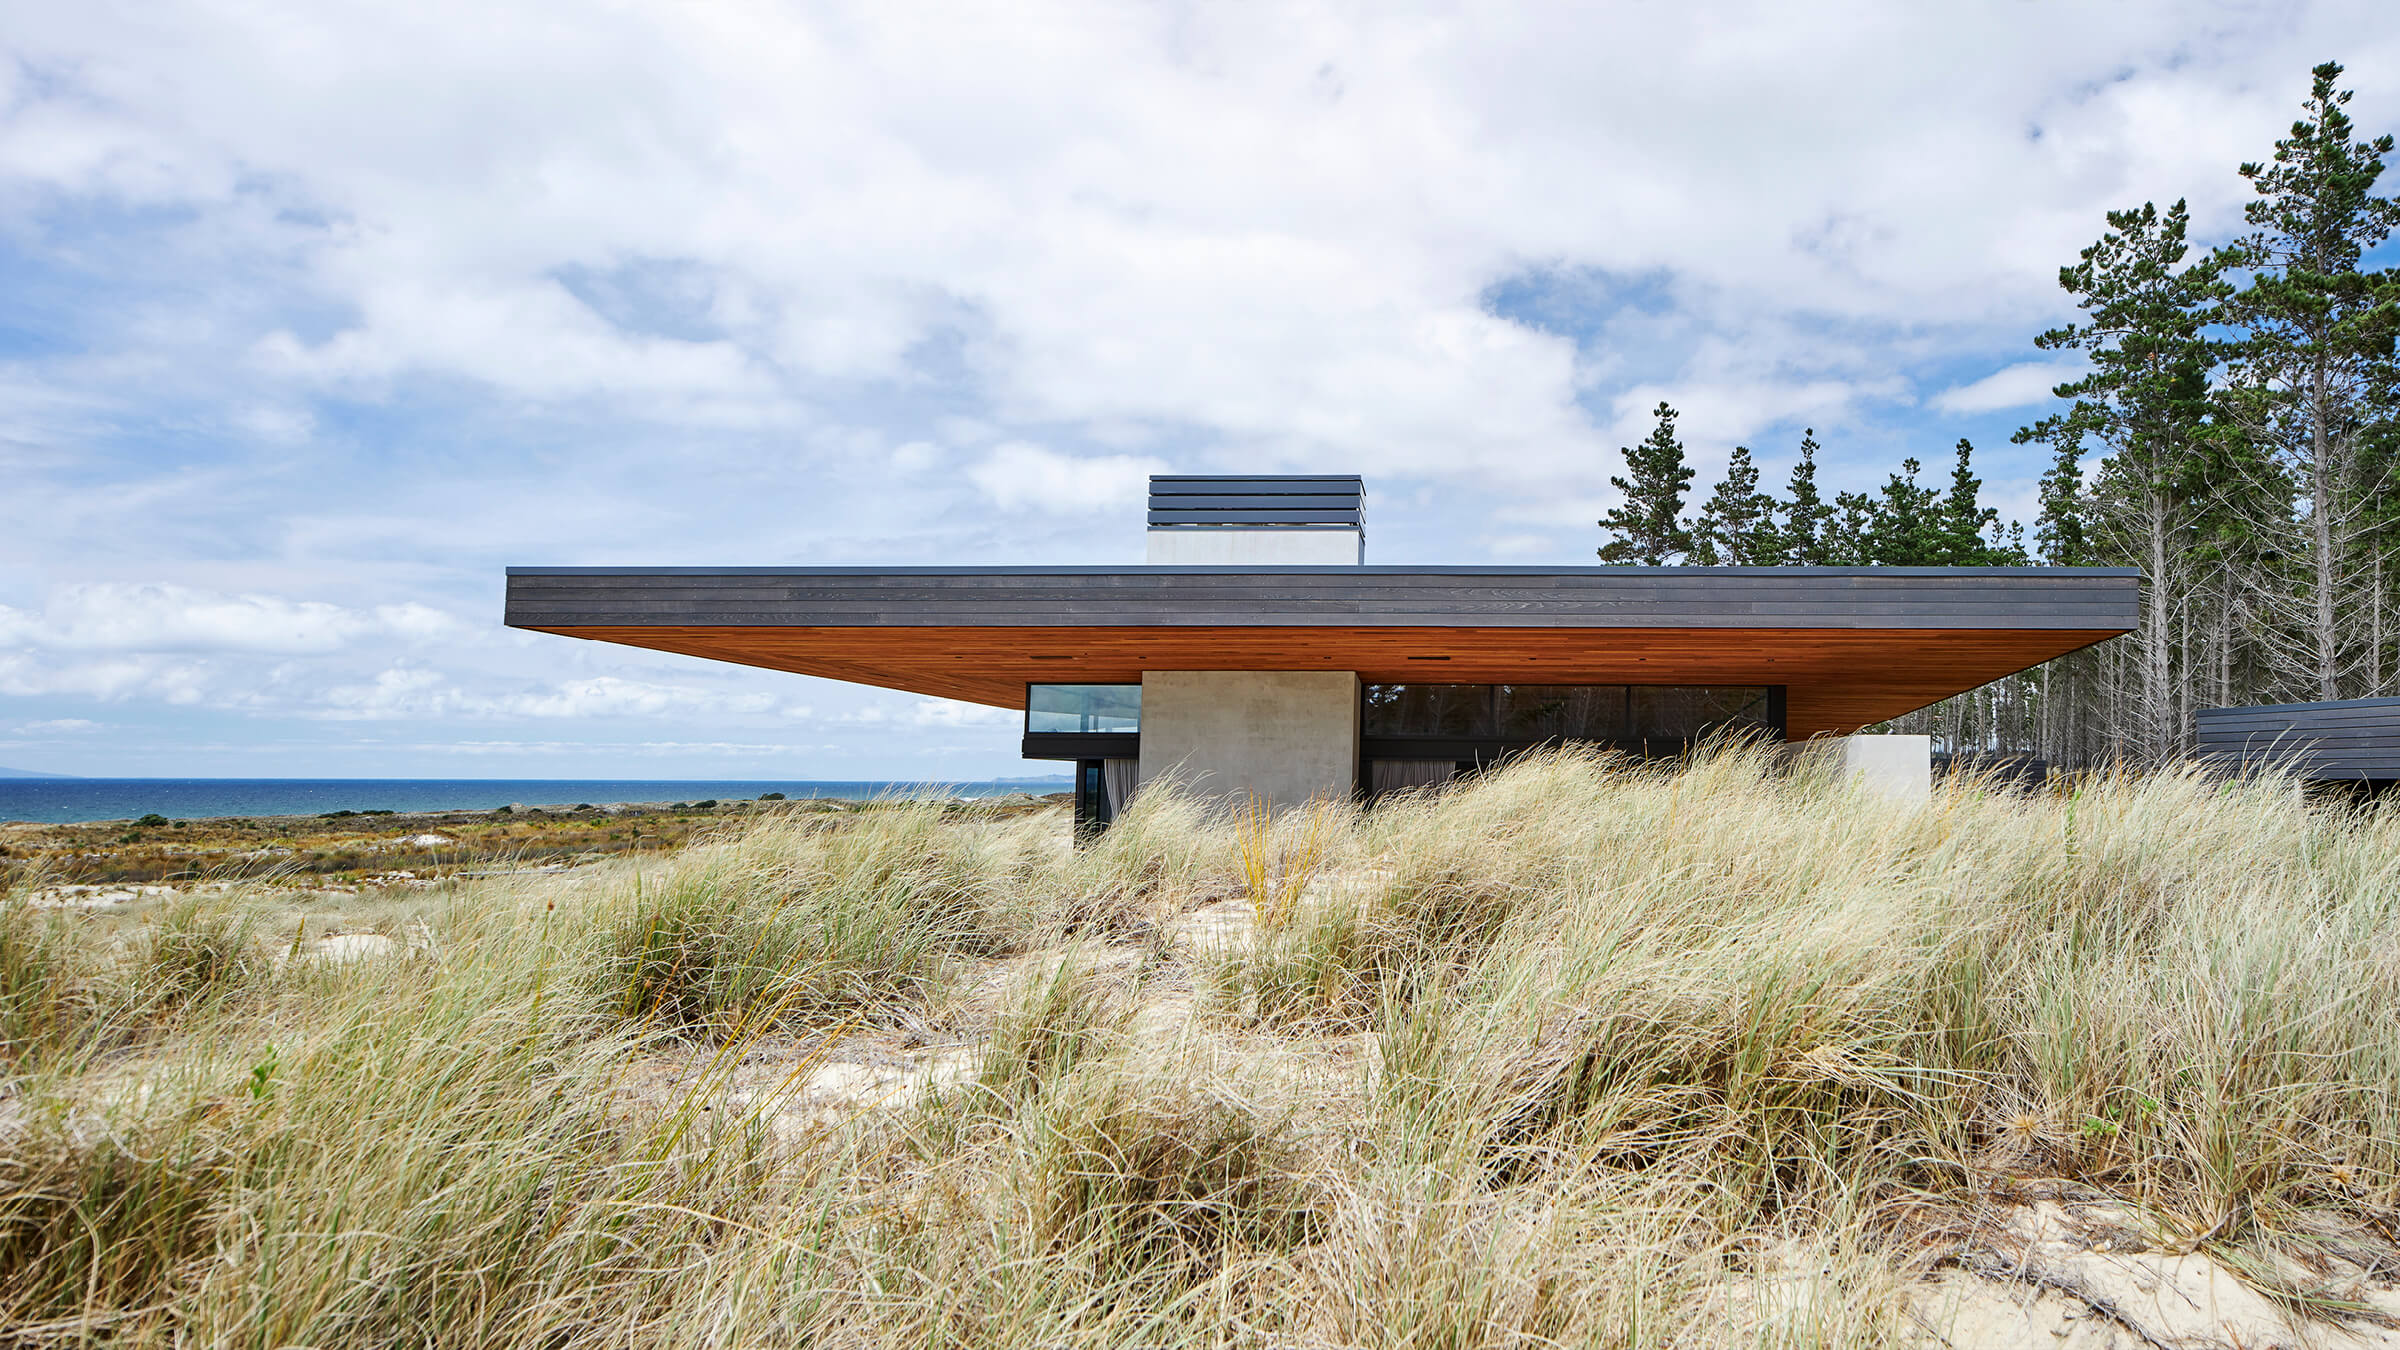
[2,748,2398,1346]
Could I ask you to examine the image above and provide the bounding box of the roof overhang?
[504,565,2140,740]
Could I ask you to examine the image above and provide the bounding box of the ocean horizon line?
[0,773,1072,783]
[0,774,1073,826]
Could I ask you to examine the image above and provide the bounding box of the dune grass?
[1,754,2397,1345]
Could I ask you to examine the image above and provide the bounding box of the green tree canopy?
[1598,401,1696,565]
[1691,444,1780,565]
[1776,429,1835,565]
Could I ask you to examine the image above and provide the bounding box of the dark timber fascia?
[504,566,2144,632]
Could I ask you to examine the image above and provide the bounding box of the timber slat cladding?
[1147,474,1366,527]
[1148,475,1363,492]
[519,621,2123,738]
[2194,697,2400,779]
[505,567,2141,631]
[508,604,2142,628]
[1149,508,1365,525]
[507,579,2136,607]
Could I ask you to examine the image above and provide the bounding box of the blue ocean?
[0,777,1072,825]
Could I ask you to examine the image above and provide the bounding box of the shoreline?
[1,792,1072,889]
[0,790,1073,831]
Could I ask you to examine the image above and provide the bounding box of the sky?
[2,2,2397,780]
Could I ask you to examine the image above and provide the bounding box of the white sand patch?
[1904,1200,2400,1348]
[1165,897,1255,950]
[310,933,400,962]
[27,884,174,908]
[617,1034,986,1149]
[799,1049,980,1107]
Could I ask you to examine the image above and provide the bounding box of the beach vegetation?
[2,746,2396,1344]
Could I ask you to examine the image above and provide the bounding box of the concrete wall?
[1798,734,1932,803]
[1144,527,1363,565]
[1137,671,1360,811]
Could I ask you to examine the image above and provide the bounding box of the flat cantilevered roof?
[504,565,2139,739]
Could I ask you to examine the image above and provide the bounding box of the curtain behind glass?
[1369,759,1457,794]
[1103,759,1139,815]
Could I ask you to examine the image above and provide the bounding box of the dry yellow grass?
[2,751,2398,1346]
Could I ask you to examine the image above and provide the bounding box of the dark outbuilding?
[2195,697,2400,783]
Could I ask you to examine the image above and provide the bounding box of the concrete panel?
[1800,734,1931,803]
[1137,670,1360,811]
[1144,528,1363,565]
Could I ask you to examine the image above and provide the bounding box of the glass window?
[1027,685,1142,734]
[1496,685,1628,740]
[1628,686,1769,739]
[1367,683,1771,743]
[1363,684,1492,737]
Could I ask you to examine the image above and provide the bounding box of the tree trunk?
[2374,550,2386,696]
[2144,487,2172,759]
[2312,356,2339,701]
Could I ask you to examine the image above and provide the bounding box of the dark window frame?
[1025,682,1143,734]
[1023,681,1143,761]
[1360,682,1785,764]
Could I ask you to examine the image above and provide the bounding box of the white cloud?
[1929,362,2086,414]
[412,739,836,758]
[911,699,1015,728]
[232,403,315,444]
[1480,533,1556,559]
[0,3,2390,775]
[0,652,219,704]
[6,1,2363,485]
[313,670,812,722]
[968,443,1167,515]
[0,585,461,655]
[16,718,101,733]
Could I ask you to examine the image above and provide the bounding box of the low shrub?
[1008,1070,1323,1289]
[0,898,91,1066]
[128,892,269,1017]
[970,952,1130,1111]
[587,799,1033,1037]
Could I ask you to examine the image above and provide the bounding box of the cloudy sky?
[2,2,2395,780]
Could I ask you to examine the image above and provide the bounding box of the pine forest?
[1598,62,2400,767]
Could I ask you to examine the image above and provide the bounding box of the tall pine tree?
[1823,490,1878,566]
[1937,439,2019,564]
[1692,444,1780,564]
[2217,61,2400,700]
[1598,402,1696,565]
[1865,458,1946,564]
[1777,429,1835,565]
[2030,434,2091,566]
[2017,198,2227,754]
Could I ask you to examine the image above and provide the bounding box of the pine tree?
[1692,444,1780,565]
[2217,61,2400,700]
[2031,436,2091,566]
[1823,490,1877,566]
[1598,402,1696,565]
[1937,438,2017,564]
[2018,197,2228,755]
[1865,457,1946,564]
[1777,429,1835,565]
[1893,62,2400,764]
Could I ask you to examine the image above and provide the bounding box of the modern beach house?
[506,475,2140,829]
